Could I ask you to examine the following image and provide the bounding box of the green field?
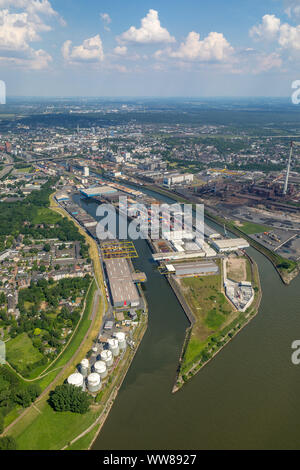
[6,333,44,375]
[10,400,102,450]
[66,428,98,450]
[179,270,236,375]
[32,207,61,225]
[237,221,271,234]
[15,167,34,174]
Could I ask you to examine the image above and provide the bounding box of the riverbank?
[172,254,261,392]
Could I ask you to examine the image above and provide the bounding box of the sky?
[1,0,300,97]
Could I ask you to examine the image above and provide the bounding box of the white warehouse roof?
[212,238,249,252]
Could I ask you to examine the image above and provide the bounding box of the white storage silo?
[87,373,101,393]
[108,338,120,357]
[100,349,114,367]
[80,358,89,377]
[114,332,127,350]
[67,372,85,390]
[94,361,108,379]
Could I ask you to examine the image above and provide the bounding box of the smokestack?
[283,141,293,195]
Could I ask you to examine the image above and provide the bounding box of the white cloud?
[62,35,104,63]
[250,14,300,51]
[113,45,127,56]
[157,31,234,62]
[100,12,111,31]
[278,22,300,49]
[100,12,111,24]
[118,9,175,44]
[0,0,66,25]
[284,0,300,18]
[0,8,53,68]
[250,14,281,41]
[255,52,282,72]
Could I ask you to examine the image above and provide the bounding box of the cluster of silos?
[100,349,114,367]
[114,332,127,350]
[108,338,120,357]
[94,360,108,379]
[87,373,101,393]
[67,372,85,391]
[69,331,127,395]
[80,358,89,377]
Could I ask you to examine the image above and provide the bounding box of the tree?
[27,383,41,402]
[0,292,6,305]
[0,436,17,450]
[14,389,32,408]
[0,414,4,434]
[43,244,51,252]
[49,384,90,414]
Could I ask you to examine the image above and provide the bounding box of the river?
[74,186,300,450]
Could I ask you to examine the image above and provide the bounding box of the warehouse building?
[167,261,219,277]
[80,186,118,198]
[163,173,194,187]
[211,238,249,253]
[105,258,141,308]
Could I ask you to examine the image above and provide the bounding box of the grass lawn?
[15,167,33,174]
[66,427,98,450]
[237,221,271,234]
[6,333,44,375]
[3,405,24,428]
[32,207,61,225]
[10,400,102,450]
[179,271,236,374]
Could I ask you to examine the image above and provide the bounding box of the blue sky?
[1,0,300,97]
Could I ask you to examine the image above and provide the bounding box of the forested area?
[0,178,89,256]
[0,366,41,433]
[1,275,92,376]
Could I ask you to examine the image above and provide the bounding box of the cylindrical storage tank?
[94,360,108,379]
[108,338,120,357]
[100,349,114,367]
[67,372,84,390]
[80,358,89,377]
[114,332,127,350]
[87,373,101,393]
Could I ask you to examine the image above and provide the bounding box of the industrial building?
[80,186,118,198]
[166,261,219,277]
[105,258,141,308]
[163,173,194,187]
[55,193,69,202]
[211,238,250,253]
[153,250,206,262]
